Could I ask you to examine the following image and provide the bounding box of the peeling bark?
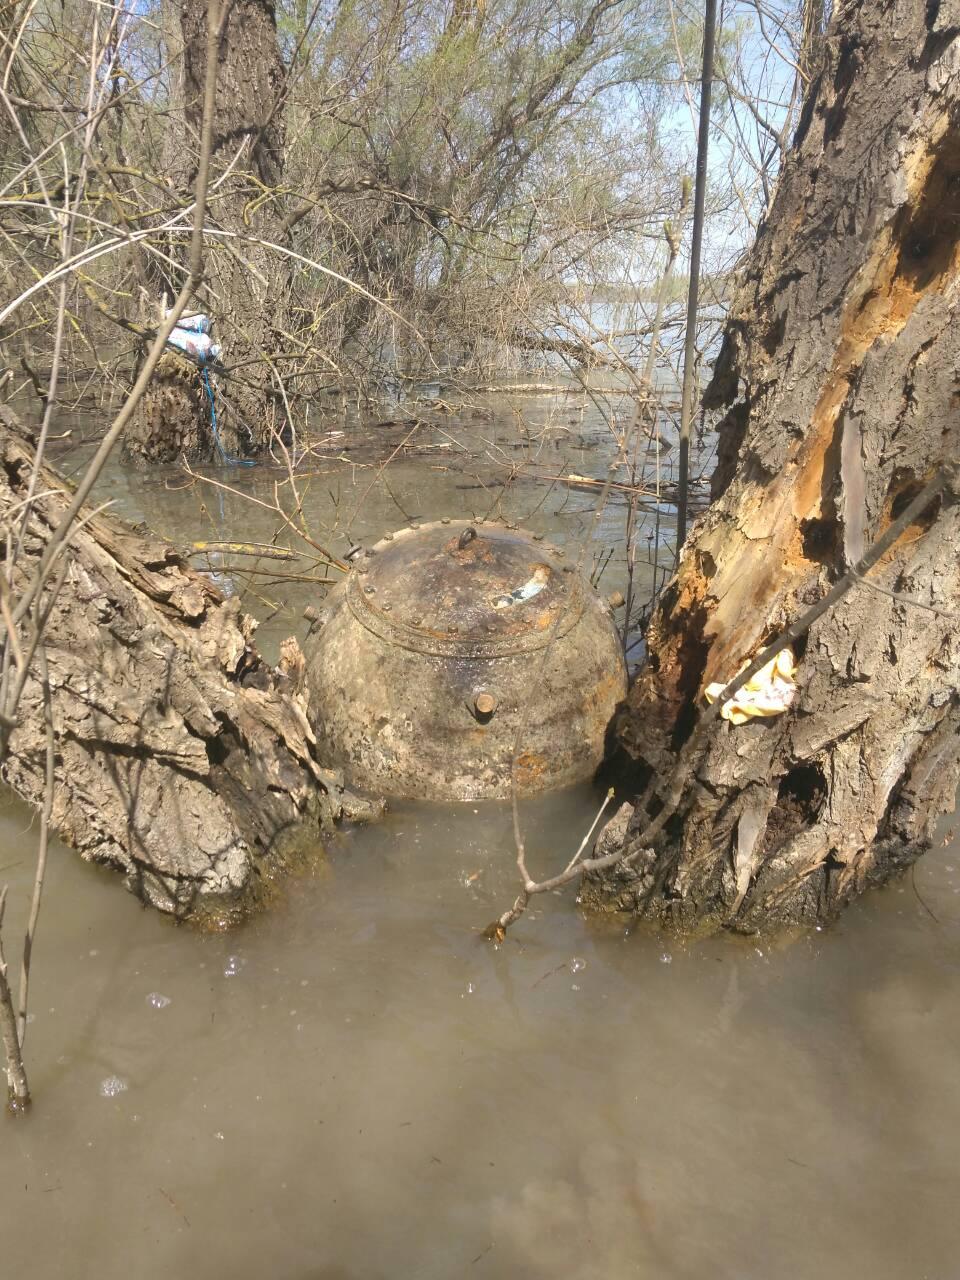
[595,0,960,930]
[0,408,371,920]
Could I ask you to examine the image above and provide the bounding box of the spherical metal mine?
[303,520,628,801]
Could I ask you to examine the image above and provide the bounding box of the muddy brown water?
[2,392,959,1278]
[49,385,699,663]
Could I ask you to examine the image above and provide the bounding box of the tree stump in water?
[133,0,289,463]
[592,0,960,930]
[125,351,213,465]
[0,407,371,920]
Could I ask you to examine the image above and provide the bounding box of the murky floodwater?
[52,385,707,663]
[2,788,960,1279]
[2,391,959,1278]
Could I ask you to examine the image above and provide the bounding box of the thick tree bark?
[0,407,371,920]
[591,0,960,929]
[127,0,288,463]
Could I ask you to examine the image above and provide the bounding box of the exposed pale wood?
[596,0,960,929]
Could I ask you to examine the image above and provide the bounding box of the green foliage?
[266,0,698,368]
[0,0,803,392]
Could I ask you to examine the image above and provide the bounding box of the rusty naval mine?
[304,520,627,801]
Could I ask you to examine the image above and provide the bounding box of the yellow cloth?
[704,647,798,725]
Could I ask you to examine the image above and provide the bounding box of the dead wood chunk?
[0,408,350,920]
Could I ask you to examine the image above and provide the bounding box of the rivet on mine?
[364,584,376,595]
[441,517,451,524]
[475,692,498,717]
[382,602,392,612]
[382,532,394,541]
[533,532,544,541]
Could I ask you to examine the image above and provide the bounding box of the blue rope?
[201,367,255,467]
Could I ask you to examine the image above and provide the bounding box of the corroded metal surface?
[304,520,627,800]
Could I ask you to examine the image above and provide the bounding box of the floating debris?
[99,1076,128,1098]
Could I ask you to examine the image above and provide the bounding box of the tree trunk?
[590,0,960,930]
[127,0,288,463]
[0,407,372,920]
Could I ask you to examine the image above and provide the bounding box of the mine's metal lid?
[346,520,586,657]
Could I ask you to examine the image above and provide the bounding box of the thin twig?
[7,0,226,635]
[849,568,960,620]
[563,788,615,874]
[0,887,30,1111]
[17,643,54,1047]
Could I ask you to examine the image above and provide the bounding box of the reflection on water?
[1,787,959,1279]
[2,392,957,1276]
[52,386,707,664]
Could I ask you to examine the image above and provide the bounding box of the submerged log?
[0,407,370,920]
[592,0,960,929]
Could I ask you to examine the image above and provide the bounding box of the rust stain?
[445,534,496,566]
[515,751,547,784]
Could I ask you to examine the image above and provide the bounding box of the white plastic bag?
[704,647,798,725]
